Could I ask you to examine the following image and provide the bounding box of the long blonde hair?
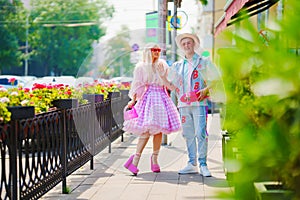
[142,43,160,83]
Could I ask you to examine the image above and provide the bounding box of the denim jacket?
[169,53,214,108]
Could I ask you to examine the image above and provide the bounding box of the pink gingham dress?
[123,60,181,136]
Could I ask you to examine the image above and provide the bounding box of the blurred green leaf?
[218,0,300,198]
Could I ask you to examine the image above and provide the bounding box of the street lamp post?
[158,0,167,60]
[158,0,168,145]
[171,1,178,63]
[24,14,29,76]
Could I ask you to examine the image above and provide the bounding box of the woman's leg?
[132,132,150,166]
[152,132,162,164]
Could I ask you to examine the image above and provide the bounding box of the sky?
[101,0,200,43]
[92,0,202,73]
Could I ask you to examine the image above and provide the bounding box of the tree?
[0,0,27,73]
[29,0,114,76]
[103,25,134,78]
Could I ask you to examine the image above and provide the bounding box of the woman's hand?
[157,62,166,78]
[157,62,176,91]
[127,100,136,109]
[127,93,137,108]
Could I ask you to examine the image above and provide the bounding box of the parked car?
[109,76,133,83]
[24,76,76,89]
[0,75,26,89]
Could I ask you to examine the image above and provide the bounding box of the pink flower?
[21,99,29,106]
[8,77,16,85]
[10,91,18,96]
[0,87,8,92]
[0,97,10,103]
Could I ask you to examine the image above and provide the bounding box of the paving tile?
[117,184,153,200]
[41,114,232,200]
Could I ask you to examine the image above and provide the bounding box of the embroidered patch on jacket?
[193,70,198,79]
[194,82,199,90]
[181,116,186,123]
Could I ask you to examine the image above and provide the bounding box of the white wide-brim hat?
[175,33,200,50]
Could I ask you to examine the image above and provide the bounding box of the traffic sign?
[132,43,139,51]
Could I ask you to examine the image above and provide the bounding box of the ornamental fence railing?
[0,93,129,200]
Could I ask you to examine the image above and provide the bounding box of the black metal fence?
[0,93,129,200]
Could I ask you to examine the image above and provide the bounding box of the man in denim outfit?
[169,33,217,176]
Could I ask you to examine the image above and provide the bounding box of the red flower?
[65,90,72,95]
[24,88,30,93]
[33,83,46,89]
[122,82,130,87]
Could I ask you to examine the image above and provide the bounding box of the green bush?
[218,0,300,199]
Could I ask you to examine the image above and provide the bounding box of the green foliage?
[29,0,114,76]
[218,0,300,198]
[198,0,208,5]
[63,186,71,194]
[0,0,27,71]
[103,25,134,77]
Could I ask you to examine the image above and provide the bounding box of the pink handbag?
[123,106,138,120]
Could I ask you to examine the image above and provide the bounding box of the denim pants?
[179,106,208,166]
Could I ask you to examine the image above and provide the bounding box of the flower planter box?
[221,130,230,162]
[108,92,120,99]
[7,106,35,120]
[83,94,104,103]
[254,181,294,200]
[221,130,242,183]
[52,99,78,109]
[120,90,129,97]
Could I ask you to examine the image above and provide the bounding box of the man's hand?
[196,87,209,101]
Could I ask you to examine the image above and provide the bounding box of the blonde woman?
[123,43,181,175]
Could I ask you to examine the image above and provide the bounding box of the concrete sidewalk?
[42,113,233,200]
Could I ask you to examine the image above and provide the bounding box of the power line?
[0,19,98,25]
